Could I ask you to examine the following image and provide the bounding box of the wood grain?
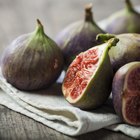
[0,105,135,140]
[0,0,140,139]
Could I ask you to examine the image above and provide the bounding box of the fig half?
[112,62,140,126]
[62,38,119,109]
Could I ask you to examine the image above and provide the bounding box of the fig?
[97,33,140,72]
[112,62,140,126]
[62,38,119,109]
[55,3,105,67]
[1,19,64,91]
[101,0,140,34]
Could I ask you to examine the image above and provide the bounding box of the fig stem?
[85,3,93,22]
[96,34,116,43]
[107,38,119,50]
[125,0,135,12]
[37,19,43,27]
[35,19,44,34]
[84,3,105,33]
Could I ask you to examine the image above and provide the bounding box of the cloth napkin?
[0,72,139,139]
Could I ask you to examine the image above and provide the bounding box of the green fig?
[1,19,64,91]
[62,38,119,109]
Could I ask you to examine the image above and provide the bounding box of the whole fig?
[1,19,64,91]
[112,62,140,126]
[55,3,105,67]
[100,0,140,34]
[62,38,119,109]
[97,33,140,72]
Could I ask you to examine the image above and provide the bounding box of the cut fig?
[112,62,140,126]
[62,38,119,109]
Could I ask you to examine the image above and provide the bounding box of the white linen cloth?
[0,72,139,139]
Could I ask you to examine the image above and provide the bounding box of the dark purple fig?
[1,19,64,91]
[55,3,105,67]
[112,62,140,126]
[97,33,140,72]
[101,0,140,34]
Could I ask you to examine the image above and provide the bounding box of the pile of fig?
[1,19,64,91]
[55,3,105,67]
[62,35,140,125]
[1,1,140,127]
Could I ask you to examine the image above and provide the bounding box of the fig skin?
[62,38,119,109]
[55,3,105,67]
[112,62,140,126]
[102,0,140,34]
[97,33,140,72]
[1,19,64,91]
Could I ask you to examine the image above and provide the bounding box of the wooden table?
[0,0,139,139]
[0,105,136,140]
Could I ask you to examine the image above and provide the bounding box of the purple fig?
[1,19,64,91]
[55,3,105,67]
[97,33,140,72]
[112,62,140,126]
[101,0,140,34]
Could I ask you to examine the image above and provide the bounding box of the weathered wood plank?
[0,105,135,140]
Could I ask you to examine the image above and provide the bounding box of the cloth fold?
[0,74,139,139]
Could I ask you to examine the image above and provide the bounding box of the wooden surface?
[0,0,140,139]
[0,105,135,140]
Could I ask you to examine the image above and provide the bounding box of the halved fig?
[112,62,140,125]
[62,38,119,109]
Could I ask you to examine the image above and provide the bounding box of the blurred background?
[0,0,140,55]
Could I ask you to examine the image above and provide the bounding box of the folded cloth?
[0,74,139,139]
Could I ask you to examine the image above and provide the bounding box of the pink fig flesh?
[112,62,140,126]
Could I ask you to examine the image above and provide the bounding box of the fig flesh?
[97,33,140,72]
[101,0,140,34]
[62,38,119,109]
[1,19,64,91]
[55,3,105,67]
[112,62,140,126]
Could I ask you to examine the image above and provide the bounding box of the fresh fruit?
[100,0,140,34]
[62,38,119,109]
[112,62,140,126]
[55,3,105,67]
[97,33,140,72]
[1,19,64,91]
